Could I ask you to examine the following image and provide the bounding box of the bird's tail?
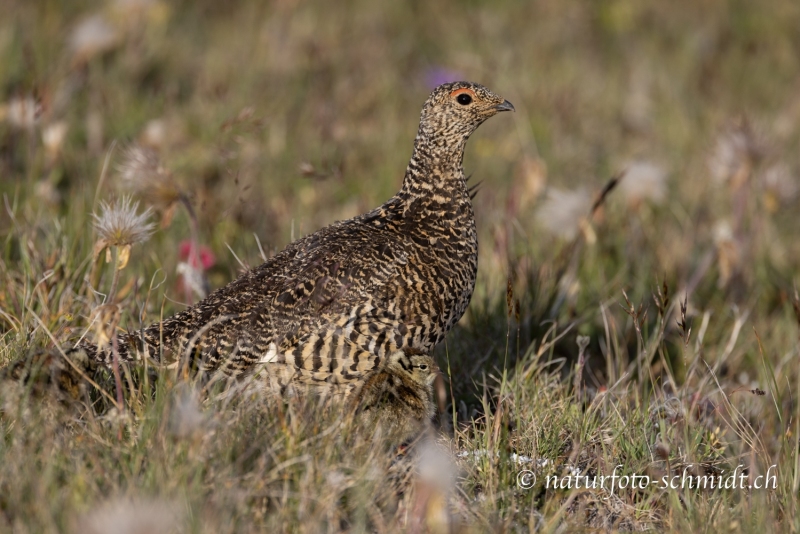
[2,311,193,402]
[75,311,189,367]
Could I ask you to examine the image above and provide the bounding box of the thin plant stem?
[111,327,125,439]
[180,194,200,304]
[108,246,122,304]
[108,245,125,433]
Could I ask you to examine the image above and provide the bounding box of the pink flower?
[178,240,216,270]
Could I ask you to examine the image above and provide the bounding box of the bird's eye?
[456,93,472,106]
[418,364,428,371]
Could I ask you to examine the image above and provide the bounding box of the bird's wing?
[176,220,411,381]
[263,223,413,382]
[269,224,409,332]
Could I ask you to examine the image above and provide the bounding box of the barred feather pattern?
[77,81,513,395]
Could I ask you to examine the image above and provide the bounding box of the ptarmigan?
[76,81,514,395]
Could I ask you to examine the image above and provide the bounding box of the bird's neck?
[398,130,469,203]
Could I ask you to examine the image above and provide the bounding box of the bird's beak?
[495,100,515,112]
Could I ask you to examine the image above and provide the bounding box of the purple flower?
[424,67,464,89]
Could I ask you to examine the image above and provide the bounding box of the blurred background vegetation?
[4,0,799,392]
[1,0,799,531]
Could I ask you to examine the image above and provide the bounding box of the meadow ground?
[1,0,799,531]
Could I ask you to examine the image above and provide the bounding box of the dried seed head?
[80,496,183,534]
[69,14,120,62]
[42,121,69,160]
[92,196,155,247]
[535,187,591,240]
[118,145,182,211]
[506,276,513,317]
[619,160,668,206]
[140,118,167,148]
[707,122,763,186]
[169,386,207,439]
[713,220,739,287]
[4,96,41,130]
[761,163,798,211]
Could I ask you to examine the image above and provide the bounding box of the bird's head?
[388,349,439,387]
[418,81,514,143]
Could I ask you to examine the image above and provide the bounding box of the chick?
[350,348,438,440]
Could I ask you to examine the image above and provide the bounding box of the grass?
[2,0,800,531]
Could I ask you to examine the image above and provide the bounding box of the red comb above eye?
[449,88,476,98]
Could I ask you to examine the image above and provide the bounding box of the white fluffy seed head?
[707,124,762,184]
[5,96,40,129]
[80,496,183,534]
[535,187,591,240]
[118,145,182,209]
[92,196,156,247]
[620,160,668,205]
[69,14,120,60]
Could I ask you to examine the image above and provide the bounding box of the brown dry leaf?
[93,238,108,260]
[92,304,121,350]
[579,219,597,245]
[513,155,547,210]
[117,244,131,270]
[160,202,178,228]
[116,277,136,301]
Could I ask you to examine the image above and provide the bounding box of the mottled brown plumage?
[349,348,438,439]
[81,81,513,394]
